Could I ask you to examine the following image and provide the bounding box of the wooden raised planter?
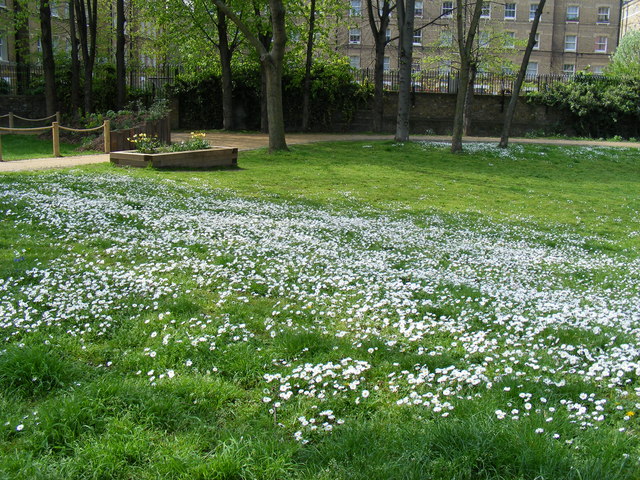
[110,147,238,169]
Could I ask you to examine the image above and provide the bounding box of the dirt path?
[1,133,639,173]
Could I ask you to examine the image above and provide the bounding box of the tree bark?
[69,0,81,116]
[451,0,484,153]
[13,0,30,95]
[213,0,288,152]
[499,0,546,148]
[301,0,316,131]
[217,8,235,130]
[39,0,57,116]
[116,0,126,109]
[75,0,98,113]
[366,0,392,133]
[463,63,477,136]
[395,0,416,142]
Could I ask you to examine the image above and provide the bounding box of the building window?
[349,55,360,69]
[0,0,6,9]
[440,30,453,47]
[529,3,538,20]
[526,61,538,76]
[383,56,390,72]
[563,64,576,75]
[505,31,516,48]
[442,1,453,17]
[413,29,422,45]
[50,1,58,16]
[592,65,604,74]
[533,33,540,50]
[595,36,608,53]
[564,35,577,51]
[478,31,490,48]
[566,5,579,22]
[385,29,391,43]
[597,6,610,23]
[349,28,361,44]
[350,0,361,16]
[415,1,423,17]
[0,34,7,61]
[481,3,491,18]
[504,3,516,19]
[412,59,421,74]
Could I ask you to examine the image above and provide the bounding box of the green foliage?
[82,98,171,131]
[283,58,373,128]
[608,30,640,77]
[169,59,371,130]
[529,74,640,139]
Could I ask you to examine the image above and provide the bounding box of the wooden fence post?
[8,112,13,129]
[52,122,61,157]
[104,120,111,153]
[0,134,3,162]
[56,111,61,124]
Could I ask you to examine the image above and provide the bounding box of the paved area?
[2,132,639,172]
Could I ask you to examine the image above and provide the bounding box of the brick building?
[621,0,640,35]
[340,0,623,75]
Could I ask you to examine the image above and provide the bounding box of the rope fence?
[0,113,110,161]
[0,111,61,128]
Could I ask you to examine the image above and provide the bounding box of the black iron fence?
[0,63,182,96]
[351,68,612,95]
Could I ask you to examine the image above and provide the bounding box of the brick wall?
[0,96,46,125]
[344,92,568,136]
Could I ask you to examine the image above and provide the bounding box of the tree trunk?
[116,0,126,109]
[13,1,30,95]
[394,0,415,142]
[39,0,57,116]
[212,0,288,151]
[69,0,81,116]
[499,0,546,148]
[451,0,484,153]
[75,0,97,113]
[463,63,477,136]
[301,0,316,131]
[367,0,392,133]
[264,56,287,152]
[217,8,235,130]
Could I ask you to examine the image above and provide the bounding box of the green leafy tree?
[607,30,640,77]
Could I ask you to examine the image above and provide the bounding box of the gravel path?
[1,132,638,173]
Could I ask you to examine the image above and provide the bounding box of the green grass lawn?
[0,134,93,160]
[0,141,639,479]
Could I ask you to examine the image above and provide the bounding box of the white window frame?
[526,61,538,76]
[562,64,576,75]
[533,33,540,50]
[505,31,516,48]
[597,6,610,24]
[566,5,579,22]
[385,29,391,43]
[349,55,361,69]
[440,30,453,47]
[415,0,424,17]
[529,3,538,21]
[481,3,491,18]
[595,36,608,53]
[413,29,422,46]
[442,1,454,17]
[0,34,7,61]
[504,3,516,19]
[350,0,362,16]
[349,28,361,45]
[383,56,390,72]
[564,35,577,52]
